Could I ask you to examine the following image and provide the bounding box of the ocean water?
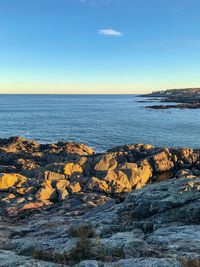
[0,94,199,151]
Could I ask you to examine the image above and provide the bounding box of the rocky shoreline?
[141,88,200,109]
[1,136,200,266]
[146,102,200,110]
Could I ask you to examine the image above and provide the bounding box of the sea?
[0,94,199,152]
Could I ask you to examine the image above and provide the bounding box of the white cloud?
[98,28,123,37]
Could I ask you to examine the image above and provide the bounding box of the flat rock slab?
[0,250,66,267]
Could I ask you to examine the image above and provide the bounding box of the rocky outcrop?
[2,177,200,267]
[0,137,200,214]
[141,88,200,109]
[1,137,200,266]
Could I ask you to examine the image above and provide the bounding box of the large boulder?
[37,171,71,202]
[0,173,27,191]
[149,149,174,172]
[55,179,69,201]
[64,162,83,176]
[171,148,199,168]
[94,154,118,172]
[119,160,152,189]
[0,136,39,154]
[103,170,132,193]
[37,179,57,202]
[86,177,109,192]
[54,141,95,155]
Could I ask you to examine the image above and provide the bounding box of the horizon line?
[0,93,145,95]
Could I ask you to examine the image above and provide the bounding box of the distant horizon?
[0,86,200,95]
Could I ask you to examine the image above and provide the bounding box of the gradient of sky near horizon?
[0,0,200,94]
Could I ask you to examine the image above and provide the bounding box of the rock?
[17,158,39,170]
[56,179,70,190]
[0,173,27,191]
[119,177,200,226]
[113,258,180,267]
[64,163,83,176]
[192,168,200,176]
[77,157,92,177]
[108,143,154,157]
[18,201,48,213]
[0,136,39,154]
[0,250,64,267]
[37,185,57,202]
[150,149,174,172]
[123,237,148,257]
[103,170,132,193]
[146,224,200,257]
[86,177,109,192]
[45,163,65,173]
[67,181,82,194]
[57,189,69,202]
[176,169,193,177]
[100,231,148,258]
[94,154,117,172]
[56,180,69,201]
[1,194,16,204]
[44,171,67,181]
[54,141,95,155]
[0,165,17,173]
[16,186,36,196]
[119,160,152,189]
[75,260,100,267]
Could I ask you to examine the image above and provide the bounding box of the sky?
[0,0,200,94]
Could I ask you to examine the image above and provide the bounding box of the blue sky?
[0,0,200,93]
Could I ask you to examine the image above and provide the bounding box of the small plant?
[67,223,95,264]
[33,250,68,264]
[90,243,125,263]
[69,223,95,238]
[68,238,92,264]
[180,257,200,267]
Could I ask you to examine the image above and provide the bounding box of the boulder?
[0,136,39,154]
[119,160,152,189]
[64,163,83,176]
[55,141,95,155]
[77,157,92,177]
[86,177,109,192]
[67,181,82,194]
[17,158,39,170]
[94,154,118,172]
[55,179,70,201]
[37,185,57,202]
[104,170,132,193]
[0,173,27,191]
[150,149,174,172]
[44,171,66,181]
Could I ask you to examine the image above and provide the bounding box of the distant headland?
[141,88,200,109]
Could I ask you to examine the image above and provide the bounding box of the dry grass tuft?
[180,257,200,267]
[33,250,68,264]
[69,223,95,238]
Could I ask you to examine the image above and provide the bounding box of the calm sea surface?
[0,94,199,151]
